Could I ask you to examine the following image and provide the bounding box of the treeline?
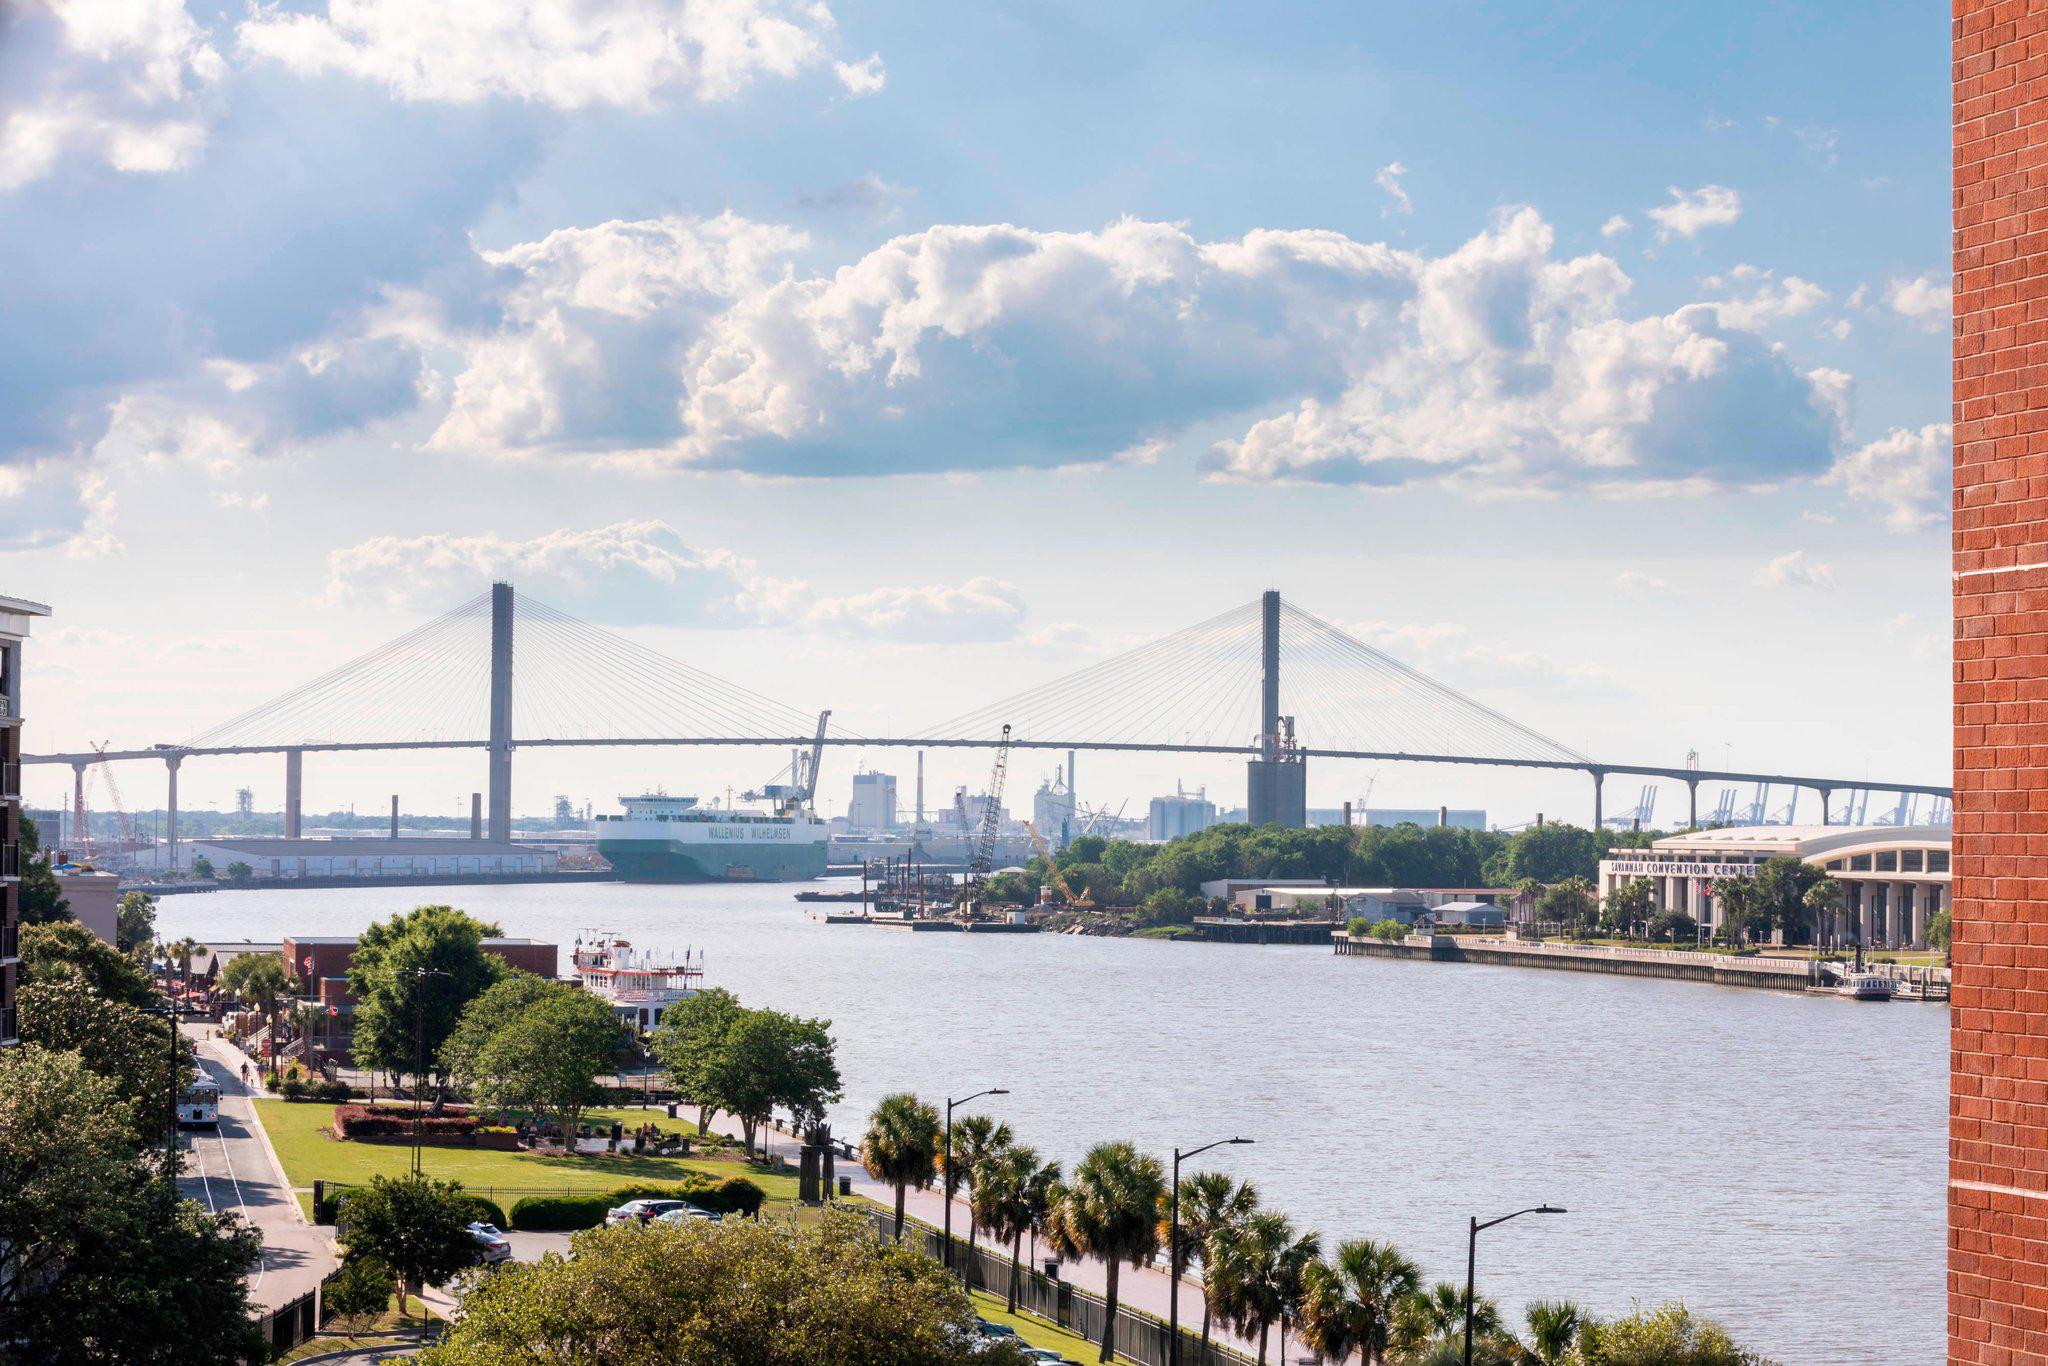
[990,821,1658,917]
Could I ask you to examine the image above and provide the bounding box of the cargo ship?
[595,793,829,882]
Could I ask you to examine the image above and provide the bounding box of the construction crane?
[744,710,831,815]
[70,743,136,862]
[962,725,1012,912]
[1020,818,1074,904]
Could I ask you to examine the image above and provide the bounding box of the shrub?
[334,1104,478,1140]
[1369,918,1406,943]
[455,1195,508,1228]
[507,1176,768,1231]
[508,1194,611,1232]
[313,1190,343,1225]
[323,1255,393,1339]
[278,1075,307,1101]
[1347,916,1371,937]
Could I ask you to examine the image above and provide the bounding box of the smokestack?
[390,795,399,839]
[470,793,482,841]
[1535,812,1545,828]
[1342,801,1352,827]
[916,751,925,824]
[1437,805,1447,828]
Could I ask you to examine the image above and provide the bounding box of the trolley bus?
[178,1077,221,1127]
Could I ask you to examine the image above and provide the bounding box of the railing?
[0,844,17,878]
[0,762,16,798]
[1,919,16,961]
[252,1288,318,1359]
[859,1206,1256,1366]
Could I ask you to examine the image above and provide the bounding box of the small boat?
[1837,971,1897,1001]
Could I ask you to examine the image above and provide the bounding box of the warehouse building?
[182,837,556,880]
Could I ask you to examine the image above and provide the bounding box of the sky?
[2,0,1951,829]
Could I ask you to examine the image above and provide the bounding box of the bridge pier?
[1591,768,1604,830]
[1817,786,1831,827]
[165,754,181,871]
[1686,778,1699,831]
[487,582,514,842]
[284,748,303,838]
[70,760,86,852]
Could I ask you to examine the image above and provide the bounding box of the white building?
[1596,824,1950,950]
[184,837,557,879]
[49,864,120,946]
[848,772,897,831]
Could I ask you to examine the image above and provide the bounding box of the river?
[161,878,1945,1363]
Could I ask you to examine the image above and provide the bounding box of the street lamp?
[406,966,453,1177]
[143,1002,198,1179]
[1464,1205,1566,1366]
[1168,1136,1253,1366]
[943,1088,1008,1276]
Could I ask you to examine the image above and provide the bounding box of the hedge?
[508,1176,766,1232]
[322,1188,506,1230]
[334,1104,477,1139]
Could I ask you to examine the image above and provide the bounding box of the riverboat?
[571,932,704,1031]
[1836,970,1897,1001]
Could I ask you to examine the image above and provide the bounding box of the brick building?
[1953,6,2048,1358]
[0,594,51,1049]
[272,933,560,1066]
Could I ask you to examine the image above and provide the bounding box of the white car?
[653,1204,722,1225]
[468,1222,512,1265]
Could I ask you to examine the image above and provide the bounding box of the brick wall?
[1954,4,2048,1359]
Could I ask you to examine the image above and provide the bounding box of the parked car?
[1023,1351,1080,1366]
[605,1199,693,1226]
[653,1204,722,1225]
[976,1320,1019,1340]
[467,1221,512,1265]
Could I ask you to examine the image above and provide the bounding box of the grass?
[274,1293,436,1362]
[972,1290,1099,1362]
[255,1100,801,1207]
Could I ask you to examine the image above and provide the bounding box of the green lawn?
[972,1291,1099,1363]
[255,1100,800,1207]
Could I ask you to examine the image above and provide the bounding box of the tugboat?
[570,932,704,1031]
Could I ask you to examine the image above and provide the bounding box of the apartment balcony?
[0,845,17,878]
[0,762,17,800]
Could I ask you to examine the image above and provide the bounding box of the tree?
[977,1144,1062,1314]
[1486,823,1605,886]
[1573,1302,1768,1364]
[1600,878,1657,938]
[1803,878,1847,951]
[17,979,192,1151]
[18,815,70,927]
[1371,918,1406,943]
[219,951,300,1079]
[1649,909,1698,943]
[441,971,555,1091]
[1208,1209,1317,1364]
[695,1007,842,1156]
[115,890,157,955]
[650,986,746,1133]
[340,1174,483,1321]
[324,1254,395,1341]
[0,1045,263,1363]
[1392,1282,1500,1356]
[349,906,507,1108]
[20,919,155,1005]
[860,1092,943,1241]
[417,1209,1029,1365]
[1165,1171,1258,1355]
[223,860,254,883]
[1046,1140,1166,1364]
[1713,878,1769,947]
[1928,906,1953,963]
[1752,857,1827,944]
[1522,1299,1585,1365]
[467,984,628,1145]
[948,1112,1012,1287]
[1298,1237,1421,1366]
[1538,878,1597,937]
[190,855,217,881]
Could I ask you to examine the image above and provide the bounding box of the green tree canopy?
[440,971,554,1088]
[1573,1301,1769,1365]
[650,987,746,1133]
[17,979,192,1151]
[417,1210,1029,1366]
[115,890,157,955]
[466,983,629,1142]
[349,905,507,1098]
[18,815,70,927]
[860,1092,943,1241]
[699,1007,843,1154]
[21,919,154,1006]
[340,1175,484,1319]
[1298,1237,1421,1366]
[1047,1140,1165,1363]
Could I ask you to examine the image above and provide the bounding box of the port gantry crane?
[960,724,1012,915]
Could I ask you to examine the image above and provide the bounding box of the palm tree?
[1803,878,1846,954]
[1274,1224,1320,1366]
[1046,1140,1167,1364]
[1299,1237,1421,1365]
[1210,1210,1317,1364]
[859,1092,942,1241]
[1392,1281,1500,1357]
[975,1144,1061,1313]
[949,1113,1012,1288]
[1164,1172,1258,1357]
[1521,1299,1584,1365]
[172,936,201,997]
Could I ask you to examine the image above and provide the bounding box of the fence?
[860,1206,1257,1366]
[251,1287,317,1360]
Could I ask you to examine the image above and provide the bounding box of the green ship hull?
[598,838,828,883]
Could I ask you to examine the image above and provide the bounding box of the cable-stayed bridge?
[28,584,1949,853]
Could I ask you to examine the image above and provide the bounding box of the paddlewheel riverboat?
[571,932,704,1031]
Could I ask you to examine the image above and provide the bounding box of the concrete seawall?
[1333,932,1818,993]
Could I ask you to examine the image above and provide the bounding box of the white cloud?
[1375,161,1412,216]
[1825,423,1949,532]
[237,0,847,107]
[1600,215,1631,238]
[324,520,1037,643]
[1612,570,1669,594]
[1885,273,1951,330]
[1647,185,1742,241]
[1701,267,1828,331]
[833,52,885,96]
[1752,549,1835,589]
[0,0,224,190]
[1349,619,1617,687]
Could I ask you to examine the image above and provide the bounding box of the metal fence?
[860,1207,1256,1366]
[252,1287,318,1359]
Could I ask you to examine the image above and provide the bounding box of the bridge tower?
[487,581,514,842]
[1246,589,1306,827]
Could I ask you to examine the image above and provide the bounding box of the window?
[1876,851,1897,872]
[1826,859,1844,871]
[1902,850,1924,872]
[1850,854,1872,871]
[1929,850,1950,873]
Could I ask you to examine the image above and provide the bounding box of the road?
[177,1030,337,1314]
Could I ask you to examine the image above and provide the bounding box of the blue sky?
[3,0,1951,826]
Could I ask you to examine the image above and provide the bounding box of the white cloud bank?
[1886,273,1952,330]
[236,0,851,107]
[0,0,224,190]
[325,520,1033,643]
[1826,423,1950,531]
[1752,549,1835,589]
[1647,184,1742,241]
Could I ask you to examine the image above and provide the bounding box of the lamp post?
[1169,1136,1253,1366]
[1464,1205,1565,1366]
[406,966,453,1177]
[143,1002,196,1179]
[943,1087,1007,1276]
